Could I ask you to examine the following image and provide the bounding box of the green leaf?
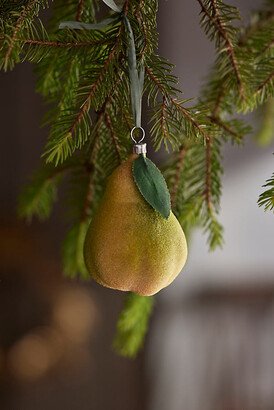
[132,155,171,219]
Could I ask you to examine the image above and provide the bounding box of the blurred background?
[0,0,274,409]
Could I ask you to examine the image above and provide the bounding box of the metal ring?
[130,126,145,144]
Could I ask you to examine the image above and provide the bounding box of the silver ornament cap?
[133,143,147,155]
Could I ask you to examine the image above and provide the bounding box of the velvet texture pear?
[84,154,187,296]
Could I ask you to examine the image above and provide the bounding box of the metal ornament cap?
[133,143,147,155]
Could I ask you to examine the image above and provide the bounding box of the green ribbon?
[123,15,144,128]
[59,0,144,129]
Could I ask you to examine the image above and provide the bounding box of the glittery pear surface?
[84,154,187,296]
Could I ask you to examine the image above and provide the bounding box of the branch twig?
[197,0,244,98]
[3,0,38,69]
[171,146,187,207]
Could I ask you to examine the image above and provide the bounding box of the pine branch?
[23,37,109,48]
[258,172,274,212]
[165,133,223,250]
[76,0,85,22]
[170,98,209,141]
[203,136,223,249]
[43,24,122,165]
[165,146,204,231]
[209,115,242,140]
[18,164,72,221]
[145,61,213,150]
[238,10,274,47]
[62,221,90,278]
[48,0,97,28]
[81,171,95,221]
[0,0,49,70]
[62,163,97,280]
[256,70,274,93]
[105,111,123,163]
[170,146,187,208]
[3,0,38,69]
[197,0,245,99]
[254,98,274,146]
[204,137,212,211]
[113,293,154,358]
[145,60,178,103]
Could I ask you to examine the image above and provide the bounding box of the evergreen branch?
[62,165,95,280]
[43,36,121,165]
[204,137,213,212]
[0,0,35,18]
[23,38,108,48]
[209,115,238,138]
[105,111,123,163]
[261,38,274,54]
[197,0,244,98]
[76,0,85,22]
[160,97,170,142]
[146,62,213,150]
[134,0,158,58]
[81,171,95,221]
[258,172,274,212]
[64,34,121,132]
[204,215,223,250]
[62,221,90,279]
[113,293,154,358]
[1,0,46,70]
[256,70,274,93]
[211,87,226,117]
[48,0,97,28]
[135,7,149,59]
[254,98,274,146]
[145,63,177,101]
[165,136,223,249]
[238,11,274,47]
[18,164,70,221]
[44,130,81,166]
[3,0,37,69]
[170,146,187,208]
[203,136,223,249]
[164,145,203,226]
[150,96,183,151]
[171,98,209,141]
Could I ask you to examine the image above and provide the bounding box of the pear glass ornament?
[84,151,187,296]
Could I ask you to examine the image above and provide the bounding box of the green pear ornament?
[84,143,187,296]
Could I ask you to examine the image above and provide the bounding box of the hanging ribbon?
[59,0,144,131]
[123,16,144,129]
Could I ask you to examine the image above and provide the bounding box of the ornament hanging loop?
[130,126,145,144]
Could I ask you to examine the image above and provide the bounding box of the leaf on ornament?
[133,155,171,219]
[102,0,124,13]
